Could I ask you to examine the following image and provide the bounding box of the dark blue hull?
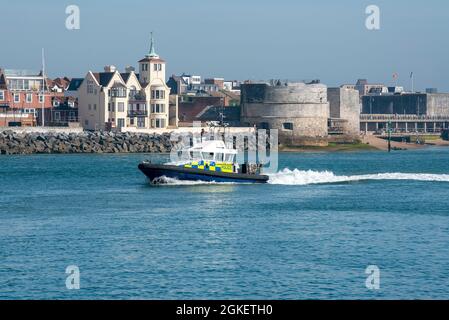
[138,163,269,184]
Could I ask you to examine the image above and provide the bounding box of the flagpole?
[411,72,414,93]
[41,48,45,127]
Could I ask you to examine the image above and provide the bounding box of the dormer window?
[109,85,127,98]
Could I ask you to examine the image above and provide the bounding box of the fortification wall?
[241,83,329,146]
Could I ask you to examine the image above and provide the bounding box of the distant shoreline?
[280,139,449,152]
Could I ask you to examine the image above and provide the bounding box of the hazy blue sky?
[1,0,448,91]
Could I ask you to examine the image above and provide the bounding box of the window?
[88,104,91,110]
[108,103,111,111]
[54,112,61,121]
[153,63,162,71]
[202,152,214,160]
[117,118,125,129]
[39,94,44,103]
[151,89,165,100]
[0,91,4,101]
[14,93,20,103]
[93,104,97,111]
[151,104,165,113]
[137,118,145,128]
[154,118,165,128]
[110,87,126,98]
[117,102,125,112]
[87,80,94,94]
[215,153,224,161]
[283,122,294,130]
[84,119,89,126]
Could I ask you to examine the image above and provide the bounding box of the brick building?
[0,69,58,127]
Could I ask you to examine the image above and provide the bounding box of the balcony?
[128,93,146,102]
[128,110,148,117]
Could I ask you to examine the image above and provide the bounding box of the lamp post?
[387,120,392,152]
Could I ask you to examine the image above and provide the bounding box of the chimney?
[125,66,135,73]
[104,65,117,72]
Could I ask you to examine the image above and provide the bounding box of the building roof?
[67,78,84,91]
[138,57,166,63]
[209,90,240,101]
[169,75,188,85]
[92,72,116,87]
[53,77,71,89]
[146,32,158,58]
[3,69,41,77]
[139,32,165,63]
[120,73,131,83]
[111,81,127,88]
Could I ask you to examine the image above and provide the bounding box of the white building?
[77,34,172,131]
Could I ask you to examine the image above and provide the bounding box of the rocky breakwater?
[0,131,173,155]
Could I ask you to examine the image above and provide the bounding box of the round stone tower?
[240,81,329,146]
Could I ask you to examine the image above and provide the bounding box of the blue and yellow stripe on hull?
[138,163,269,184]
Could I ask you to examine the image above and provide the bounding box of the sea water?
[1,148,449,299]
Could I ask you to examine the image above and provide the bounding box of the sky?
[1,0,448,91]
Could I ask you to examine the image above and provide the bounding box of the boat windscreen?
[202,152,214,160]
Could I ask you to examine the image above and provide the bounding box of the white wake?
[267,169,449,185]
[151,176,236,185]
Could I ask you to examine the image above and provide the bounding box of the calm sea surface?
[1,148,449,299]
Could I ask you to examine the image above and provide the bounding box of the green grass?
[280,142,377,152]
[418,135,441,141]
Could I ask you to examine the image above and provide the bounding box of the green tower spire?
[147,32,158,58]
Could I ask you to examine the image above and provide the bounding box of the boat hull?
[138,163,269,184]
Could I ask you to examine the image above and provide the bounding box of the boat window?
[190,151,202,159]
[215,153,224,161]
[225,154,234,162]
[202,152,214,160]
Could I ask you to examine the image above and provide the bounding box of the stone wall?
[427,94,449,117]
[0,131,172,155]
[328,87,360,135]
[240,82,329,146]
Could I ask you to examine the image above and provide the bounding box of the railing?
[128,110,148,117]
[361,114,449,121]
[128,94,146,101]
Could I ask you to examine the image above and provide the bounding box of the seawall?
[0,130,173,155]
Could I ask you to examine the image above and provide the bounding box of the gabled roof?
[67,78,84,91]
[170,75,188,85]
[53,77,71,89]
[120,73,131,83]
[92,72,116,87]
[111,81,127,88]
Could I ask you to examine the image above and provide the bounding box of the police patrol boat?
[138,134,269,184]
